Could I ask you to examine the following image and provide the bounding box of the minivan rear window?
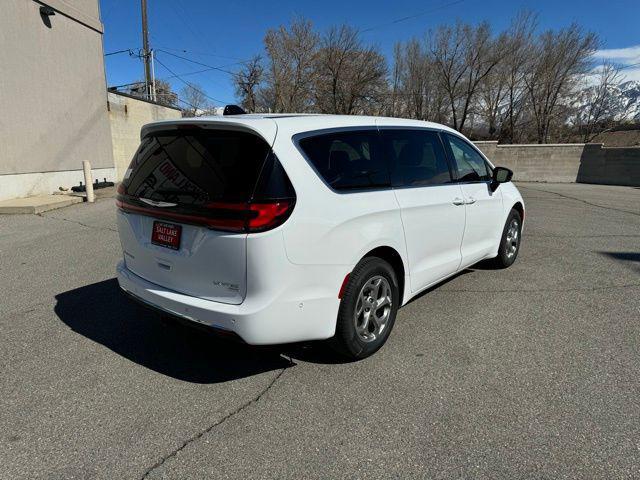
[297,130,390,191]
[122,128,270,204]
[118,127,296,233]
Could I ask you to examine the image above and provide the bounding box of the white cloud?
[593,45,640,64]
[620,66,640,83]
[591,45,640,84]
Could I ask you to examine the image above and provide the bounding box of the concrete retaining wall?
[474,141,640,187]
[108,92,182,181]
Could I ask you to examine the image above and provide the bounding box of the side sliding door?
[380,128,466,293]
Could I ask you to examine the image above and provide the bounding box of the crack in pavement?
[519,185,640,217]
[139,359,293,480]
[527,234,640,238]
[37,213,118,233]
[440,283,640,293]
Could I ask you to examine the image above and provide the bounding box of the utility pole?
[150,49,157,102]
[141,0,152,99]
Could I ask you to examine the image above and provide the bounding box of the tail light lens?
[116,198,294,233]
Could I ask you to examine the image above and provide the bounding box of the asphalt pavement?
[1,183,639,479]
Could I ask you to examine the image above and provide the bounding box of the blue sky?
[100,0,640,107]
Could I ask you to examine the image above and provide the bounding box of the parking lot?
[1,183,639,479]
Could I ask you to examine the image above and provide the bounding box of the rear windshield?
[122,128,271,204]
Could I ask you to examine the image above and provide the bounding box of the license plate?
[151,221,181,250]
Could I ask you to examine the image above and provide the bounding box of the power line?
[163,66,234,80]
[167,0,210,49]
[155,49,237,75]
[153,45,247,62]
[108,81,146,90]
[154,55,232,105]
[104,48,135,57]
[360,0,466,33]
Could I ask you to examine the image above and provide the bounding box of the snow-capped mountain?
[572,80,640,121]
[617,81,640,120]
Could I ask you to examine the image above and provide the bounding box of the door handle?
[465,197,476,205]
[452,197,465,206]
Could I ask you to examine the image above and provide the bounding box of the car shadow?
[404,268,475,306]
[599,251,640,262]
[598,251,640,272]
[54,279,317,384]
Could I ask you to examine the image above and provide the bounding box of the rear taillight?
[201,200,293,232]
[247,202,292,230]
[116,197,293,233]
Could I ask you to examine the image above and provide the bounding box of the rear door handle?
[452,197,465,206]
[465,197,476,205]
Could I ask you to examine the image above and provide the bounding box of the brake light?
[116,197,293,233]
[248,202,291,230]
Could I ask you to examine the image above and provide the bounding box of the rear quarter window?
[297,130,390,191]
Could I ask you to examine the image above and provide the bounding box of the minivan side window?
[381,129,452,187]
[297,130,389,191]
[444,133,491,182]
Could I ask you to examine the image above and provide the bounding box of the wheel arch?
[512,201,525,222]
[361,246,407,305]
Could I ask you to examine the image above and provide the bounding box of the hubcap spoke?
[377,296,391,309]
[358,309,371,334]
[369,310,382,330]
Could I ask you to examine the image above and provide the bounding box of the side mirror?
[490,166,513,191]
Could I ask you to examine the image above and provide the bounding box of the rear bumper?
[116,260,343,345]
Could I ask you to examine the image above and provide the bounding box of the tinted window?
[298,130,389,191]
[445,134,490,182]
[122,128,271,204]
[381,129,452,187]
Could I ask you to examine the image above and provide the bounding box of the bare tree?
[394,39,428,119]
[392,39,448,122]
[476,32,510,137]
[524,24,598,143]
[388,43,404,117]
[233,13,610,144]
[263,17,319,112]
[500,11,537,143]
[314,25,387,114]
[429,21,502,133]
[180,83,210,117]
[234,55,264,113]
[127,79,178,107]
[572,61,624,142]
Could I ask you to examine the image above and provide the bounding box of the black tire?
[330,257,400,360]
[491,209,522,269]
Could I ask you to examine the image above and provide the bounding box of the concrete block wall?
[474,141,640,187]
[108,92,182,181]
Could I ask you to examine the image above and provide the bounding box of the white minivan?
[116,114,524,359]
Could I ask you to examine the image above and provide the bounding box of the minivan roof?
[140,114,461,141]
